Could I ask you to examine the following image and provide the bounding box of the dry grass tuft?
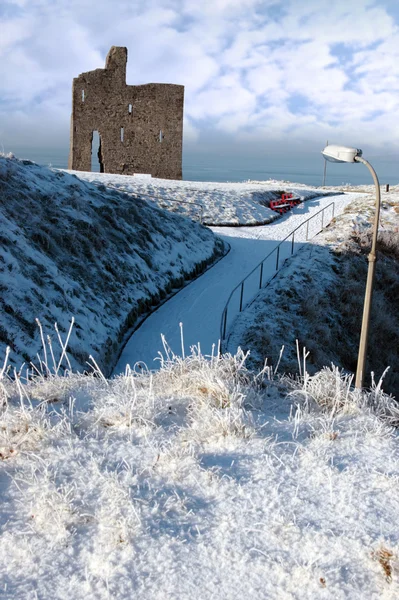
[372,546,395,583]
[288,361,399,430]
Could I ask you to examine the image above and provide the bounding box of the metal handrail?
[220,202,335,343]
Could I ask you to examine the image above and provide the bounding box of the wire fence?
[220,202,336,345]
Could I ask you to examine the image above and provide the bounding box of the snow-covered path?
[113,193,356,373]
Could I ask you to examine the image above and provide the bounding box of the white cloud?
[0,0,398,153]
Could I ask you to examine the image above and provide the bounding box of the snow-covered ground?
[114,191,359,374]
[1,161,399,599]
[73,170,334,226]
[1,349,399,599]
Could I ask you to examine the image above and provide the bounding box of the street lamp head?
[322,145,363,163]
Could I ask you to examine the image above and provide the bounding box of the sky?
[1,0,399,164]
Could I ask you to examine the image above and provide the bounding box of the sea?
[5,145,398,188]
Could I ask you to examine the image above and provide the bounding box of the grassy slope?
[0,156,226,375]
[228,192,399,397]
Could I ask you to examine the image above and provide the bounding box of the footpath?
[113,193,355,373]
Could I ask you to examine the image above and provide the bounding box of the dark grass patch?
[238,231,399,396]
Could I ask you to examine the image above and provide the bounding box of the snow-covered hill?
[0,155,226,374]
[73,170,335,226]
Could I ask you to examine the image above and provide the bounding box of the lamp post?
[321,145,381,389]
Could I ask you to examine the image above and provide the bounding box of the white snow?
[113,191,361,374]
[1,348,399,599]
[1,161,399,599]
[225,185,399,394]
[0,155,225,374]
[72,170,333,226]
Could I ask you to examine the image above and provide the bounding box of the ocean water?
[6,145,398,188]
[183,152,398,187]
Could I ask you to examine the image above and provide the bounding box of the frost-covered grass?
[1,340,399,599]
[73,170,335,226]
[2,157,398,597]
[0,155,226,374]
[228,188,399,397]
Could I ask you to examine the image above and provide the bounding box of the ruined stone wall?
[68,46,184,180]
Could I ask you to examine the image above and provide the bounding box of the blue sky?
[1,0,399,159]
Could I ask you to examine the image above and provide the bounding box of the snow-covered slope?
[0,155,226,374]
[73,170,335,226]
[1,350,399,599]
[228,187,399,397]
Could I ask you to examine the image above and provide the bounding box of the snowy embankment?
[228,186,399,397]
[1,346,399,599]
[0,155,226,375]
[73,170,334,226]
[114,191,356,373]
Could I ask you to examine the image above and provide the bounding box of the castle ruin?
[68,46,184,179]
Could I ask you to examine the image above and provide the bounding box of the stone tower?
[68,46,184,179]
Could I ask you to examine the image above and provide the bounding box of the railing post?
[222,307,227,339]
[332,202,335,218]
[259,262,264,289]
[276,246,280,270]
[239,282,244,312]
[306,220,309,240]
[291,232,295,255]
[321,209,324,229]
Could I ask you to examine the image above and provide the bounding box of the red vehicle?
[269,192,301,214]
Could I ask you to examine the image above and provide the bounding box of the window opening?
[91,130,104,173]
[159,130,163,142]
[82,90,85,102]
[120,127,124,142]
[128,104,132,114]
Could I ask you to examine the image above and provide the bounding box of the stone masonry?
[68,46,184,179]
